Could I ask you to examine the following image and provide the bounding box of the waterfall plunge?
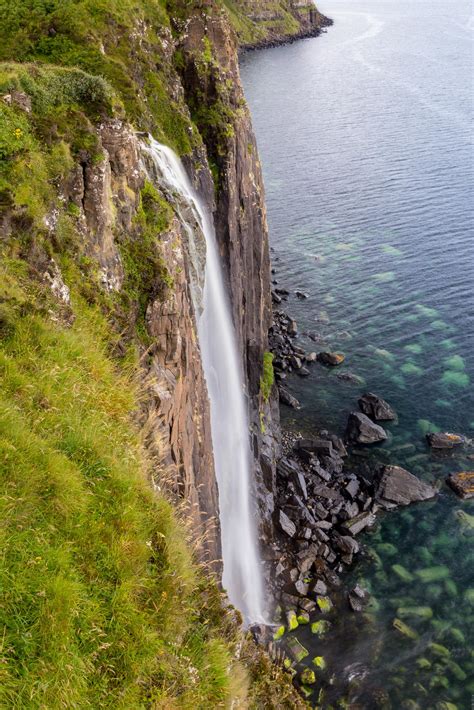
[144,138,266,625]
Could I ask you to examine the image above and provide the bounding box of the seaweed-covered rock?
[346,412,387,444]
[317,351,345,366]
[286,636,309,663]
[447,471,474,499]
[358,392,396,421]
[426,432,465,449]
[376,465,437,507]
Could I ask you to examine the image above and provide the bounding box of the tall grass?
[0,263,238,708]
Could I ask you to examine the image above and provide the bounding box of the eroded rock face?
[178,10,279,543]
[376,465,437,508]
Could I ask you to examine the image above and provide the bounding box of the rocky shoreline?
[240,16,334,53]
[256,266,473,703]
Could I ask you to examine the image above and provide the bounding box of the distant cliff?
[223,0,333,48]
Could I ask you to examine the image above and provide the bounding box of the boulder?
[376,465,437,507]
[358,392,396,421]
[426,432,465,449]
[447,471,474,499]
[279,387,300,409]
[278,510,296,538]
[341,511,376,536]
[317,351,345,366]
[294,438,334,457]
[346,412,387,444]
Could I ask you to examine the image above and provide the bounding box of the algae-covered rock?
[428,642,450,658]
[448,472,474,500]
[312,656,326,670]
[286,610,299,631]
[273,624,285,641]
[300,668,316,685]
[297,611,310,625]
[447,660,467,681]
[415,565,450,583]
[392,564,414,582]
[286,636,309,663]
[311,619,331,637]
[397,606,433,620]
[316,596,333,613]
[376,542,398,557]
[464,588,474,605]
[393,618,419,640]
[416,657,431,670]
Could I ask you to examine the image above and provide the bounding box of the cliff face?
[175,3,280,542]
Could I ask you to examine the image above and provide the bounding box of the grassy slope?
[0,261,242,708]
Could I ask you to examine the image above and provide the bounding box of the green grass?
[0,0,198,154]
[0,261,241,708]
[260,351,274,402]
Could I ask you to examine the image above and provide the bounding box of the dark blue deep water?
[241,1,474,706]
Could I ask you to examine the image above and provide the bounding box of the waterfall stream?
[143,138,266,624]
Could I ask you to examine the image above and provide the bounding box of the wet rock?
[271,291,282,305]
[334,535,360,556]
[297,367,310,377]
[278,509,296,538]
[447,471,474,499]
[426,432,465,449]
[295,437,334,457]
[337,371,364,384]
[376,465,437,507]
[279,387,300,409]
[345,478,360,499]
[296,546,318,574]
[289,320,298,336]
[286,636,309,663]
[299,598,317,613]
[346,412,387,444]
[317,351,345,366]
[290,355,302,369]
[305,352,317,362]
[341,511,376,536]
[311,579,328,596]
[275,287,290,296]
[295,290,308,299]
[393,618,419,640]
[329,434,348,457]
[358,392,396,421]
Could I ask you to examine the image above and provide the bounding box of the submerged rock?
[376,465,437,507]
[447,471,474,499]
[346,412,387,444]
[279,386,300,409]
[317,351,345,366]
[358,392,396,421]
[426,432,465,449]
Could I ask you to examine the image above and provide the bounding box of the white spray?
[143,138,266,624]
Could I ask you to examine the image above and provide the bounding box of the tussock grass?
[0,263,240,708]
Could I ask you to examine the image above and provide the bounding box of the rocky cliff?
[223,0,332,48]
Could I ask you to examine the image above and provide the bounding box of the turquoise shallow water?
[241,1,474,706]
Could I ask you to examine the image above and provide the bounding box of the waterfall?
[143,138,266,625]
